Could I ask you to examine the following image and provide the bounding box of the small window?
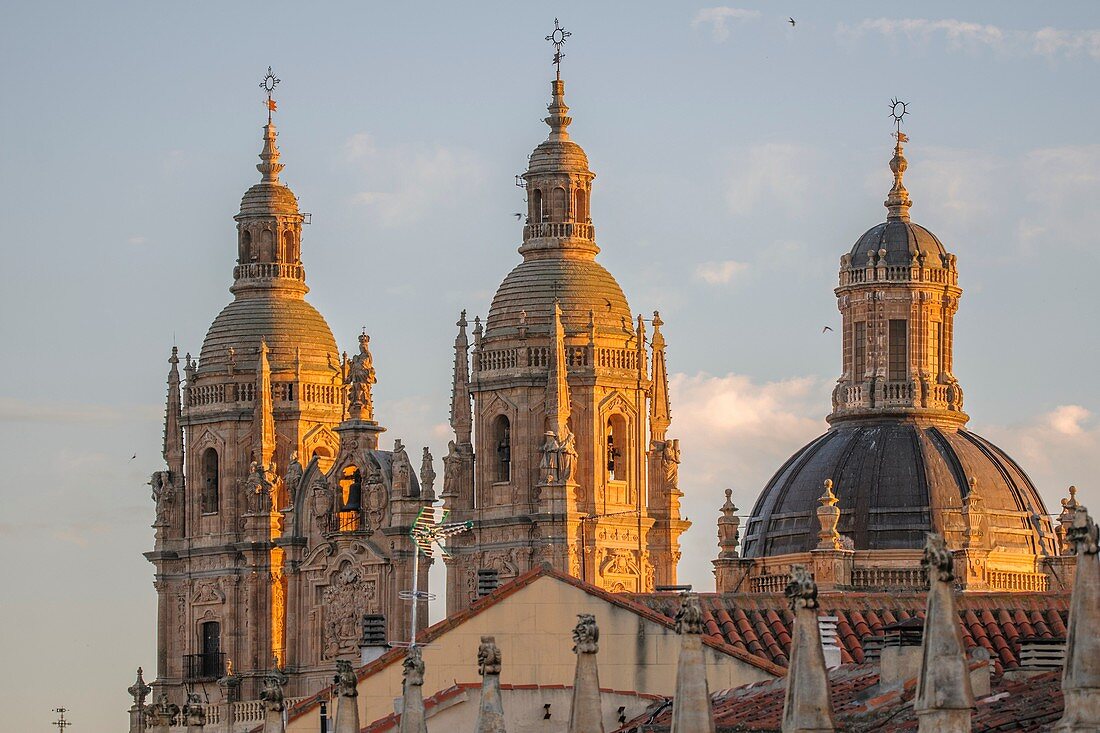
[493,415,511,482]
[551,187,567,221]
[239,230,252,264]
[606,415,627,482]
[201,448,219,514]
[929,321,942,378]
[574,188,587,222]
[853,321,866,379]
[532,189,544,222]
[888,320,908,381]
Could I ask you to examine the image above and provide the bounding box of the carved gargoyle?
[571,613,599,654]
[674,593,706,635]
[477,636,502,676]
[922,533,955,583]
[785,564,819,611]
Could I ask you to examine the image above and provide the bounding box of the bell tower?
[442,26,689,611]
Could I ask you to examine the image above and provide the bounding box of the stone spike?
[568,614,603,733]
[670,594,716,733]
[546,300,571,439]
[450,310,473,446]
[781,565,835,733]
[545,79,572,142]
[914,533,973,732]
[649,311,670,443]
[163,346,184,477]
[475,636,507,733]
[1055,505,1100,731]
[332,659,359,733]
[253,338,275,468]
[398,646,427,733]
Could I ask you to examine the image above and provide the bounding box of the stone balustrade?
[523,221,594,241]
[187,381,341,407]
[233,262,305,281]
[839,264,957,287]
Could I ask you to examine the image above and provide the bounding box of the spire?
[649,311,671,443]
[163,347,184,477]
[450,310,473,446]
[884,99,912,222]
[781,565,836,733]
[398,646,427,733]
[546,301,571,438]
[670,594,716,733]
[474,636,507,733]
[567,614,604,733]
[717,490,740,559]
[546,78,573,142]
[257,121,285,184]
[253,339,275,468]
[1055,505,1100,731]
[914,534,973,732]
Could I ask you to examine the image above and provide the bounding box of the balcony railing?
[183,652,225,681]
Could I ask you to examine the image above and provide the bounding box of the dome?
[198,293,338,374]
[849,220,948,268]
[527,139,590,175]
[238,181,300,218]
[740,422,1056,558]
[486,256,632,336]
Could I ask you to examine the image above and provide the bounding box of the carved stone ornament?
[674,593,705,635]
[321,564,377,659]
[1067,505,1099,555]
[571,613,599,654]
[392,439,413,495]
[310,478,335,534]
[182,692,206,727]
[785,564,819,611]
[259,670,288,712]
[478,635,502,676]
[333,659,358,697]
[403,645,426,686]
[149,471,173,526]
[127,667,151,709]
[143,694,179,727]
[283,451,304,509]
[922,532,955,583]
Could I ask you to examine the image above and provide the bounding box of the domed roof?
[198,293,338,374]
[741,422,1056,558]
[849,220,948,269]
[486,256,632,336]
[527,139,590,175]
[238,181,300,218]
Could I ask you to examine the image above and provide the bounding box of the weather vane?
[260,66,281,123]
[889,97,909,142]
[546,18,572,79]
[53,708,72,733]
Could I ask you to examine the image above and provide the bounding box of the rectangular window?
[929,322,941,377]
[853,322,866,378]
[889,320,908,381]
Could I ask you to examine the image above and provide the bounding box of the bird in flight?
[789,17,796,27]
[513,213,523,220]
[130,454,137,460]
[822,326,833,333]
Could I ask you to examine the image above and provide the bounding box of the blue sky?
[2,2,1099,730]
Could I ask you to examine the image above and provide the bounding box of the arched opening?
[259,229,274,262]
[199,620,222,678]
[239,229,252,264]
[337,464,362,531]
[606,415,628,483]
[574,188,588,223]
[532,189,544,223]
[551,187,567,221]
[493,415,511,483]
[200,448,219,514]
[311,445,333,473]
[284,229,298,263]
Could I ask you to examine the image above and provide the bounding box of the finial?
[652,310,663,331]
[256,68,284,183]
[260,66,280,124]
[546,18,572,80]
[885,98,912,221]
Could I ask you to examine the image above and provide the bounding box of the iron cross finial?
[546,18,572,79]
[889,98,909,141]
[53,708,72,733]
[260,66,281,123]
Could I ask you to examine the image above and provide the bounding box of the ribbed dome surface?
[527,139,590,175]
[741,423,1054,558]
[198,294,338,373]
[849,220,948,268]
[238,182,300,218]
[486,256,632,335]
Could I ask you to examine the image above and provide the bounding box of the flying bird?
[789,17,796,27]
[513,213,523,220]
[822,326,833,333]
[130,454,137,460]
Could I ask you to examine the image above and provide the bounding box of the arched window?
[259,229,274,262]
[574,188,587,223]
[493,415,511,482]
[240,229,253,263]
[284,229,298,263]
[532,189,544,223]
[200,448,219,514]
[551,187,567,221]
[606,416,628,482]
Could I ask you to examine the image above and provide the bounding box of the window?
[283,229,297,262]
[200,448,219,514]
[853,321,866,379]
[200,621,222,678]
[532,189,544,222]
[551,187,567,221]
[574,188,588,222]
[259,229,274,262]
[929,321,942,377]
[493,415,511,482]
[606,416,627,482]
[888,320,908,381]
[239,229,252,264]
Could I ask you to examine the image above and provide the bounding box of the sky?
[2,2,1100,730]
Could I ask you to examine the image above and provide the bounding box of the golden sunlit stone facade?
[146,118,435,712]
[442,76,689,611]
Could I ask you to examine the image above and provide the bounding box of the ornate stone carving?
[1067,504,1099,555]
[391,439,412,496]
[922,532,955,582]
[403,645,425,686]
[442,440,460,499]
[311,478,335,534]
[419,447,436,499]
[662,438,680,490]
[815,479,842,550]
[571,613,599,654]
[363,461,387,531]
[127,667,151,711]
[333,659,357,697]
[149,471,173,526]
[785,564,818,611]
[144,694,179,727]
[478,636,502,676]
[182,692,206,727]
[260,669,288,712]
[717,489,740,559]
[1058,486,1083,555]
[244,460,275,514]
[674,593,705,635]
[344,331,377,421]
[282,451,304,510]
[321,564,378,659]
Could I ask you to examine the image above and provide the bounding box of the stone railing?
[188,381,339,407]
[523,221,594,241]
[840,265,957,287]
[988,570,1049,592]
[301,383,341,404]
[233,262,305,281]
[188,383,225,406]
[596,347,638,371]
[850,567,928,590]
[168,696,308,729]
[478,348,519,372]
[476,345,592,372]
[749,573,789,593]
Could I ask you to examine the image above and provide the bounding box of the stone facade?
[442,76,688,612]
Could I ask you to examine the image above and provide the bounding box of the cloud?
[691,7,761,42]
[0,398,160,424]
[695,259,749,285]
[127,235,148,246]
[842,18,1100,59]
[344,132,487,227]
[725,143,814,216]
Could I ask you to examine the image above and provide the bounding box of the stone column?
[568,614,604,733]
[127,667,151,733]
[1055,506,1100,731]
[914,534,973,733]
[260,671,288,733]
[332,660,360,733]
[475,636,507,733]
[781,565,835,733]
[670,595,715,733]
[398,646,427,733]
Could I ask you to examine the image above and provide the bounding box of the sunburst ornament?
[546,18,572,78]
[260,66,281,121]
[889,97,909,136]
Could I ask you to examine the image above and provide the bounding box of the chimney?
[818,615,841,669]
[879,617,923,690]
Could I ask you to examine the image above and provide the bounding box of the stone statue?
[182,692,206,727]
[311,479,335,534]
[674,593,705,635]
[149,471,173,525]
[419,447,436,498]
[442,440,460,497]
[403,645,425,686]
[496,425,511,481]
[392,439,412,495]
[1067,504,1099,555]
[333,659,358,697]
[539,431,561,484]
[363,461,388,531]
[559,429,577,484]
[922,533,956,583]
[345,331,377,420]
[662,439,681,488]
[259,672,287,712]
[245,461,274,514]
[282,451,304,509]
[785,564,818,611]
[571,613,599,654]
[478,636,502,676]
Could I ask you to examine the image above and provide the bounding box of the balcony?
[183,652,225,681]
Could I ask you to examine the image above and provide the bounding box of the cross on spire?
[53,708,72,733]
[260,66,280,124]
[546,18,572,80]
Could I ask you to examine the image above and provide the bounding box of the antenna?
[396,506,472,647]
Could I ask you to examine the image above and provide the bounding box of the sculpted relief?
[320,563,378,659]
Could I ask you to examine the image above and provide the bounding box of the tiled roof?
[615,666,1064,732]
[628,591,1069,674]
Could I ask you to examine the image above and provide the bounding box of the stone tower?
[145,102,435,712]
[442,71,689,612]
